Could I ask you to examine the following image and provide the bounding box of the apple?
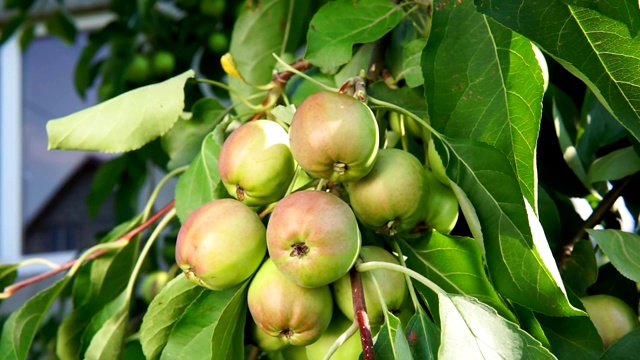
[581,294,640,348]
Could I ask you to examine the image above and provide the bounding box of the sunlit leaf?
[441,136,581,316]
[476,0,640,143]
[0,276,71,360]
[587,229,640,282]
[423,0,544,210]
[400,231,516,322]
[47,70,194,153]
[438,294,555,359]
[80,292,129,357]
[160,282,248,359]
[405,307,440,360]
[305,0,403,69]
[174,133,229,223]
[562,0,640,37]
[140,274,206,360]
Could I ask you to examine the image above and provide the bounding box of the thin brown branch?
[351,266,375,360]
[556,176,634,268]
[3,200,175,296]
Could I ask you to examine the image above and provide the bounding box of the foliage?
[1,0,640,358]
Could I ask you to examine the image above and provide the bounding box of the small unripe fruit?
[332,246,408,326]
[305,313,361,360]
[581,294,640,348]
[125,54,150,83]
[347,148,428,235]
[176,199,266,290]
[208,32,229,53]
[422,168,459,234]
[289,91,379,183]
[248,259,333,346]
[427,138,450,186]
[140,271,170,303]
[152,51,176,77]
[218,120,295,207]
[267,190,361,288]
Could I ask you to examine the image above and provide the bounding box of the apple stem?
[350,267,376,360]
[0,200,175,298]
[557,174,634,267]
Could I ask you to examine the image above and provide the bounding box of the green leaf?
[334,43,375,87]
[400,38,428,87]
[442,136,581,316]
[588,147,640,183]
[140,274,206,360]
[373,312,413,360]
[0,12,27,45]
[562,0,640,37]
[536,307,603,359]
[476,0,640,143]
[367,83,429,119]
[47,70,194,152]
[423,0,544,210]
[510,304,552,350]
[80,291,129,357]
[160,282,248,359]
[0,276,71,360]
[561,240,598,297]
[45,10,77,45]
[161,98,227,170]
[86,156,127,218]
[305,0,403,69]
[438,294,555,359]
[228,0,306,117]
[174,133,229,222]
[0,264,18,308]
[400,232,517,323]
[18,22,35,51]
[586,229,640,282]
[404,307,440,360]
[600,328,640,359]
[58,235,139,360]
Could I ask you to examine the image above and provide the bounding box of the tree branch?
[556,175,634,268]
[2,200,175,297]
[350,266,375,360]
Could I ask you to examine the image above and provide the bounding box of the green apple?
[152,51,176,77]
[581,294,640,348]
[125,54,150,83]
[305,313,361,360]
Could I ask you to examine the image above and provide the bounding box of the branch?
[556,175,634,267]
[350,266,375,360]
[2,200,175,297]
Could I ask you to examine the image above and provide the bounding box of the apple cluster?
[174,91,460,356]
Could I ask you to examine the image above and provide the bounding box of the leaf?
[174,133,229,222]
[587,229,640,282]
[160,282,248,359]
[47,70,194,153]
[161,98,227,170]
[18,22,35,50]
[423,0,544,210]
[561,240,598,297]
[373,312,413,360]
[140,274,206,360]
[334,43,375,87]
[600,328,640,359]
[367,82,429,119]
[45,10,77,45]
[562,0,640,37]
[476,0,640,143]
[442,136,581,316]
[0,276,71,360]
[228,0,306,117]
[438,294,555,359]
[86,156,127,218]
[305,0,404,69]
[400,232,517,323]
[58,235,139,360]
[588,147,640,183]
[404,307,440,360]
[80,291,129,357]
[401,38,428,87]
[0,12,27,45]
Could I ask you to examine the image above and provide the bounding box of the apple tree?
[1,0,640,359]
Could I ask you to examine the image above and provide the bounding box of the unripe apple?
[347,148,428,235]
[251,318,288,352]
[389,111,424,140]
[422,168,459,234]
[289,91,379,183]
[152,51,176,77]
[248,258,333,346]
[175,199,266,290]
[140,271,170,304]
[125,54,150,83]
[267,190,361,288]
[305,313,362,360]
[332,246,408,326]
[581,294,640,348]
[208,32,229,53]
[218,120,296,207]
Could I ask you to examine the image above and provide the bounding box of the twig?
[556,175,634,267]
[2,200,175,297]
[350,266,375,360]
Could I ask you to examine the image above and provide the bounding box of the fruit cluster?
[175,90,460,356]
